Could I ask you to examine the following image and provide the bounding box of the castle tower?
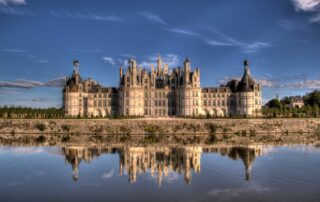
[235,59,262,117]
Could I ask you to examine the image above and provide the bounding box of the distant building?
[290,96,304,108]
[63,57,262,117]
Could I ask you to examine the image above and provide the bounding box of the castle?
[63,56,262,117]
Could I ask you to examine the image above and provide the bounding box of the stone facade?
[63,56,262,117]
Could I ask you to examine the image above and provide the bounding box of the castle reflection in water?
[62,145,263,185]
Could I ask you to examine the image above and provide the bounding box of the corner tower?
[235,59,262,116]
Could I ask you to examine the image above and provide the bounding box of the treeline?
[263,90,320,118]
[0,106,64,118]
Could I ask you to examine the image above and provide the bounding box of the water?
[0,144,319,202]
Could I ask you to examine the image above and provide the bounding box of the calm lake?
[0,144,319,202]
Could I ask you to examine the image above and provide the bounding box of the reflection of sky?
[0,146,319,202]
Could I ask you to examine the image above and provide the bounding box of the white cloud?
[291,0,320,11]
[0,0,26,6]
[102,57,115,65]
[138,11,166,24]
[101,169,114,179]
[165,28,200,37]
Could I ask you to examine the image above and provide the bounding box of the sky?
[0,0,320,108]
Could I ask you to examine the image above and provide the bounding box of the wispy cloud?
[0,0,26,6]
[0,6,35,16]
[310,13,320,22]
[205,31,272,53]
[164,27,200,37]
[276,19,308,30]
[72,49,103,53]
[27,54,49,64]
[31,97,48,102]
[291,0,320,11]
[50,11,126,23]
[3,49,25,53]
[138,11,166,24]
[220,73,320,90]
[102,57,115,65]
[0,77,66,89]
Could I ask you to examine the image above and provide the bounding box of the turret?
[72,60,80,84]
[120,66,123,78]
[183,58,191,84]
[156,54,163,76]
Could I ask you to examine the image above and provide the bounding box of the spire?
[156,54,162,75]
[244,58,250,75]
[73,60,80,72]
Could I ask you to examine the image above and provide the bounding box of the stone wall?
[1,118,320,146]
[0,118,319,135]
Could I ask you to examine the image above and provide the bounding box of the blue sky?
[0,0,320,108]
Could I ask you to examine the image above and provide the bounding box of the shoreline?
[0,118,319,146]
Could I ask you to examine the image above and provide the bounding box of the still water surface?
[0,145,319,202]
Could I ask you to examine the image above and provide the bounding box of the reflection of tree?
[62,145,262,184]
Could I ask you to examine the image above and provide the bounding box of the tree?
[266,99,282,109]
[313,104,319,117]
[304,90,320,107]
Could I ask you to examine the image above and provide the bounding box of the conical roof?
[237,60,256,92]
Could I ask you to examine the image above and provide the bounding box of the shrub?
[208,134,217,144]
[35,123,46,132]
[206,123,218,134]
[35,135,46,143]
[61,135,70,142]
[61,125,70,132]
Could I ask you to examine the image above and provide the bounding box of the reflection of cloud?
[102,169,114,179]
[0,147,46,154]
[208,184,271,199]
